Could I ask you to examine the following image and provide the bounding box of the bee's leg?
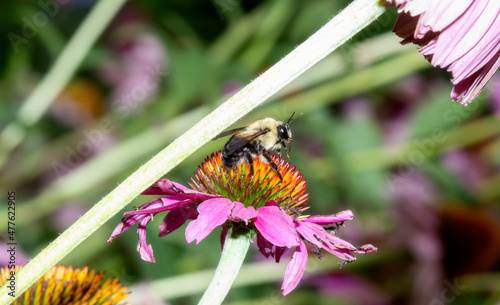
[288,207,301,219]
[263,153,283,181]
[244,150,254,177]
[274,140,285,159]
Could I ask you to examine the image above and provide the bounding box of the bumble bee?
[213,112,300,181]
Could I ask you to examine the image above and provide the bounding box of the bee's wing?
[212,127,246,140]
[224,129,269,156]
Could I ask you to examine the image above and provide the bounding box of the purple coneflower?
[108,152,376,295]
[390,0,500,105]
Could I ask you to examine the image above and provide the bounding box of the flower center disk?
[190,151,308,210]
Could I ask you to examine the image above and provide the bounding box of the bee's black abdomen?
[221,150,243,168]
[221,137,244,168]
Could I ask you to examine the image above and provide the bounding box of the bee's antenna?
[287,112,302,124]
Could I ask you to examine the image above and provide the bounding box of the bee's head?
[277,122,292,142]
[278,112,301,157]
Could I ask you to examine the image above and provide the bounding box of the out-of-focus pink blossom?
[390,0,500,105]
[489,74,500,114]
[306,274,389,305]
[100,30,168,114]
[389,171,444,305]
[0,242,29,266]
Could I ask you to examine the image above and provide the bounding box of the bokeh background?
[1,0,500,304]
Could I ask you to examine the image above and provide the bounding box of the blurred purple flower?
[442,149,489,189]
[100,31,168,113]
[109,153,376,295]
[489,73,500,114]
[306,273,389,305]
[389,171,444,305]
[0,242,29,267]
[390,0,500,105]
[50,202,89,232]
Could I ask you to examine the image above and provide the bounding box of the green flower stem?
[197,228,252,305]
[0,0,128,167]
[0,0,386,302]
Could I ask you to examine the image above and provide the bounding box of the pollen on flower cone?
[189,151,308,211]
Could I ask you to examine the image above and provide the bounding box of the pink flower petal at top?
[389,0,500,105]
[421,1,473,34]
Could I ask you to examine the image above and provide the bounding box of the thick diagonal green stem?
[0,0,386,302]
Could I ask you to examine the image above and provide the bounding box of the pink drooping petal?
[109,195,195,242]
[452,51,500,104]
[254,206,300,248]
[257,234,288,262]
[108,222,125,242]
[325,247,357,262]
[275,246,287,263]
[157,179,190,193]
[185,198,233,244]
[124,195,191,215]
[137,242,155,263]
[295,221,361,261]
[281,240,308,296]
[322,230,358,250]
[220,226,227,250]
[298,221,357,249]
[137,216,156,262]
[159,206,199,237]
[451,31,500,84]
[230,202,258,223]
[142,178,219,199]
[257,234,275,258]
[294,220,324,249]
[142,179,189,195]
[108,213,144,242]
[302,210,354,225]
[356,244,378,254]
[124,197,188,215]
